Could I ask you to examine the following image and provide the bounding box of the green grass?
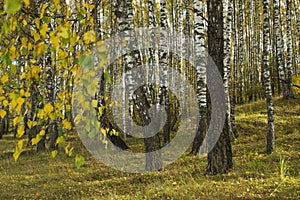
[0,94,300,199]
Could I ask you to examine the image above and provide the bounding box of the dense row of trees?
[0,0,299,174]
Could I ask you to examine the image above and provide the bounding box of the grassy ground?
[0,94,299,200]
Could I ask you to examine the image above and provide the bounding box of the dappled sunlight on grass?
[0,94,299,199]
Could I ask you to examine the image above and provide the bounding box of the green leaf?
[75,154,85,169]
[55,136,64,145]
[4,0,22,15]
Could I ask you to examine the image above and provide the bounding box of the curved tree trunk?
[191,0,208,155]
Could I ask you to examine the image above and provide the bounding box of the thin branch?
[279,78,300,89]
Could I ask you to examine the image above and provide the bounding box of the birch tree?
[263,0,275,154]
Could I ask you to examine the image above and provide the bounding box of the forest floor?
[0,94,300,199]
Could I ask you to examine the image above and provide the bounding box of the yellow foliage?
[10,45,17,59]
[62,119,72,130]
[1,74,9,83]
[27,120,37,128]
[32,134,42,145]
[13,116,22,126]
[36,42,45,57]
[56,136,64,145]
[25,91,30,98]
[83,31,96,44]
[0,110,7,118]
[16,125,25,138]
[33,30,40,42]
[44,103,54,114]
[40,24,48,38]
[13,140,23,162]
[91,100,98,108]
[3,100,8,107]
[59,27,69,39]
[31,66,41,79]
[24,0,30,7]
[50,35,60,49]
[51,150,58,158]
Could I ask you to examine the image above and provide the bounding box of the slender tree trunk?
[274,0,288,98]
[263,0,275,154]
[191,0,208,155]
[159,0,171,145]
[238,0,244,104]
[285,0,295,99]
[143,0,162,171]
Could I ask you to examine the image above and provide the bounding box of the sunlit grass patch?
[0,94,300,199]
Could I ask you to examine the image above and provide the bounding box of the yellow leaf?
[59,27,69,39]
[0,110,7,118]
[17,97,24,105]
[25,91,30,97]
[44,103,54,114]
[52,150,58,158]
[40,24,48,38]
[53,0,60,5]
[65,143,70,154]
[13,140,23,161]
[20,89,25,96]
[39,130,45,136]
[16,97,25,113]
[37,109,45,119]
[31,66,41,79]
[20,72,27,80]
[32,134,42,145]
[24,0,30,7]
[21,37,28,46]
[36,42,45,57]
[83,31,96,44]
[33,30,40,42]
[1,74,9,83]
[27,120,37,128]
[10,46,17,59]
[62,119,71,130]
[16,125,25,138]
[91,100,98,108]
[22,19,27,26]
[13,116,22,126]
[3,100,8,107]
[35,18,40,29]
[50,35,59,49]
[56,136,64,145]
[101,128,107,136]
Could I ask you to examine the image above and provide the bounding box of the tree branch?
[279,78,300,89]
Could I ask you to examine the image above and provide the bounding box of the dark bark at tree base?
[0,118,5,139]
[207,118,233,175]
[190,109,207,155]
[49,122,59,151]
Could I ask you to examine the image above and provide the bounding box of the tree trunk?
[206,0,233,175]
[263,0,275,154]
[191,0,208,155]
[285,0,295,99]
